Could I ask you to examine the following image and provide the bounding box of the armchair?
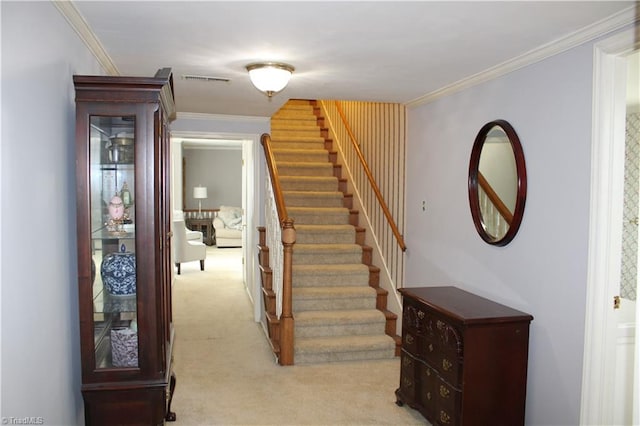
[172,219,206,274]
[174,210,203,243]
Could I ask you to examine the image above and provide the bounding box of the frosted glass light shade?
[193,186,207,199]
[246,63,294,97]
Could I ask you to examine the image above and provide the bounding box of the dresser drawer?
[435,379,461,424]
[418,361,437,420]
[398,351,417,402]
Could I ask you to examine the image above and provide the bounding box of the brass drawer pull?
[417,310,425,319]
[442,358,453,371]
[405,334,414,345]
[428,343,434,352]
[440,385,450,398]
[426,391,432,400]
[402,356,413,367]
[440,410,451,424]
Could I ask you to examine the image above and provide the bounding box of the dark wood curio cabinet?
[74,68,177,425]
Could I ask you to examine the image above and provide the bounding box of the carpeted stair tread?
[294,334,396,363]
[284,191,345,207]
[279,176,339,192]
[292,264,370,287]
[272,111,317,120]
[296,334,396,352]
[293,243,362,265]
[287,207,350,225]
[277,162,334,177]
[270,141,326,150]
[294,224,356,244]
[295,309,387,338]
[271,120,319,130]
[273,149,329,163]
[296,308,385,324]
[270,135,325,144]
[293,286,377,311]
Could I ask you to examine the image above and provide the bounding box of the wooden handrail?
[261,133,289,225]
[260,132,295,365]
[478,172,513,225]
[335,102,407,252]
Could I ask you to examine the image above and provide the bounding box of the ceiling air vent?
[182,74,230,83]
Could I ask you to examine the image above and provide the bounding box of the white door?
[582,31,639,425]
[612,48,640,426]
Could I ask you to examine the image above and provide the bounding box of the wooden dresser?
[395,286,533,426]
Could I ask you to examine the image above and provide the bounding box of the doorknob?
[614,295,621,309]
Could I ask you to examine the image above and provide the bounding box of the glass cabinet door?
[89,115,138,369]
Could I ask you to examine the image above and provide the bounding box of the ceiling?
[71,1,636,118]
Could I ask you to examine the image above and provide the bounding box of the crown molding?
[406,6,639,108]
[52,0,119,76]
[175,112,270,123]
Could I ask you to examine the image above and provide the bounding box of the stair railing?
[261,133,295,365]
[478,172,513,225]
[477,171,512,239]
[334,102,407,252]
[320,100,407,290]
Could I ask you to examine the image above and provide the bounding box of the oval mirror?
[468,120,527,246]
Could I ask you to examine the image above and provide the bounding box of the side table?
[186,218,215,246]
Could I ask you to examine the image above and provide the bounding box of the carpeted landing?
[170,246,426,425]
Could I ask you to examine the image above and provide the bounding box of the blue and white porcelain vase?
[101,245,136,296]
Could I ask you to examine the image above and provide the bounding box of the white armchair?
[172,219,206,275]
[173,210,203,243]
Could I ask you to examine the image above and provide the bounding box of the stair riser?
[292,273,370,288]
[294,348,395,364]
[272,112,317,120]
[284,196,344,208]
[277,165,334,177]
[295,232,355,245]
[274,152,328,163]
[280,179,338,192]
[294,297,376,312]
[270,142,326,150]
[293,252,362,265]
[271,123,322,133]
[271,128,322,139]
[288,213,350,226]
[295,321,386,338]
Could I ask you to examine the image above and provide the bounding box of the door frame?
[170,131,262,322]
[581,27,639,425]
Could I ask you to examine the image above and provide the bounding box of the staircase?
[263,99,399,364]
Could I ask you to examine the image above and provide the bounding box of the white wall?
[183,148,243,209]
[405,28,638,425]
[1,2,105,424]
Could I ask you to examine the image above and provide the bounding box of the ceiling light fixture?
[246,62,294,98]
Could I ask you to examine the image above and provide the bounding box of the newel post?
[279,219,296,365]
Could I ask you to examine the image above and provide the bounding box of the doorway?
[582,29,639,425]
[170,132,262,322]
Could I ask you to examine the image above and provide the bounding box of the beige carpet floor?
[170,246,426,425]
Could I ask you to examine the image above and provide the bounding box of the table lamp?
[193,186,208,219]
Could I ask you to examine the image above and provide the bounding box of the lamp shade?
[246,62,294,97]
[193,186,208,199]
